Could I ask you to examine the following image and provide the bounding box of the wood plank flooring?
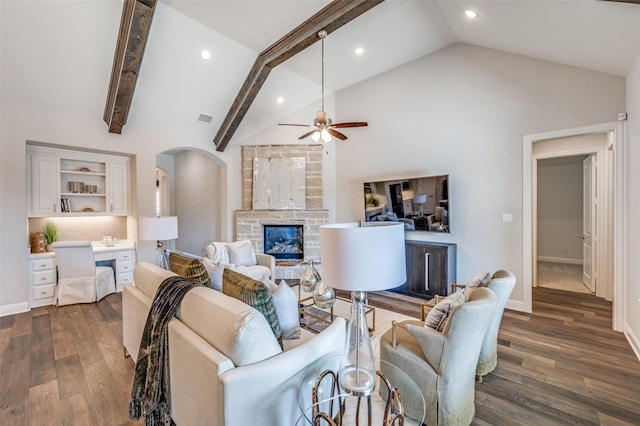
[1,287,639,425]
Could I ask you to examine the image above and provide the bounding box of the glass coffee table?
[296,354,425,426]
[290,282,376,334]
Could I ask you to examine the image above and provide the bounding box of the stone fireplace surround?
[236,145,328,280]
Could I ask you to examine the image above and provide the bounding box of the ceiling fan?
[279,30,368,142]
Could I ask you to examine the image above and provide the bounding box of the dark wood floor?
[1,287,639,425]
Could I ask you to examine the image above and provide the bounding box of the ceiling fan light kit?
[279,30,368,142]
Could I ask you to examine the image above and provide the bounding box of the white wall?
[625,50,640,357]
[0,1,239,314]
[174,150,225,256]
[327,44,625,304]
[537,156,585,263]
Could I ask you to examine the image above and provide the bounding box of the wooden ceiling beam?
[103,0,157,134]
[213,0,384,152]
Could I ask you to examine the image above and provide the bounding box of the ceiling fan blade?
[279,123,311,127]
[331,122,368,128]
[298,130,318,140]
[327,128,348,140]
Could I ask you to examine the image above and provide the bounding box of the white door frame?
[523,121,626,331]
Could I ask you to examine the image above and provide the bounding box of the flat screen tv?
[363,175,449,233]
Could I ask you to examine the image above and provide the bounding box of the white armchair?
[380,287,497,426]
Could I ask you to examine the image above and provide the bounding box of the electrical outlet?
[562,246,568,253]
[502,213,513,223]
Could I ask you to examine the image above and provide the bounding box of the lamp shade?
[320,222,406,292]
[138,216,178,241]
[413,194,427,204]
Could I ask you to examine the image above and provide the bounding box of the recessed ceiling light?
[200,49,212,61]
[354,47,364,55]
[465,10,478,18]
[276,97,285,104]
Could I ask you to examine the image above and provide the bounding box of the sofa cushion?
[425,291,465,331]
[223,269,283,347]
[262,277,301,340]
[227,240,257,266]
[133,262,177,299]
[168,252,212,288]
[176,286,282,367]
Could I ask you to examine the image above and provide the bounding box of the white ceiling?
[164,0,640,84]
[159,0,640,142]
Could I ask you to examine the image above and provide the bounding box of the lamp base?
[155,242,169,270]
[338,291,376,397]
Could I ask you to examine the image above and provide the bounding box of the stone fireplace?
[235,144,329,279]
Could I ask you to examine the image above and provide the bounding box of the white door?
[582,155,596,292]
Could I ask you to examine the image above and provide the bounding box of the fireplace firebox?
[263,225,304,261]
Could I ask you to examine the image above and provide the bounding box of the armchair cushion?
[424,291,465,331]
[462,270,491,299]
[227,239,257,266]
[222,269,283,347]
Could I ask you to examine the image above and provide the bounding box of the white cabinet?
[107,160,129,215]
[27,145,130,217]
[28,256,56,307]
[115,250,135,291]
[28,154,60,216]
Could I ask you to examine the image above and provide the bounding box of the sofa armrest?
[255,252,275,279]
[219,317,346,426]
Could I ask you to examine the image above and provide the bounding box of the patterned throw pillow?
[424,291,466,332]
[222,269,283,347]
[463,270,491,299]
[168,252,212,288]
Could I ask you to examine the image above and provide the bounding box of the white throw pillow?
[202,257,223,291]
[263,277,301,340]
[205,242,230,265]
[227,240,257,266]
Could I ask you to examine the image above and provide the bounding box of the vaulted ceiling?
[104,0,640,150]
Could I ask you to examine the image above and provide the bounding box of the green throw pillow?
[168,252,212,288]
[222,268,283,347]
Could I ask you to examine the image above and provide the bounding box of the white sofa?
[123,262,345,426]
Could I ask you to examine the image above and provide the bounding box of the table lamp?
[320,221,406,396]
[413,194,427,217]
[138,216,178,270]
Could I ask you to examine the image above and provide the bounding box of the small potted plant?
[43,220,59,252]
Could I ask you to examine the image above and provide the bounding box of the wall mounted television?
[363,175,450,233]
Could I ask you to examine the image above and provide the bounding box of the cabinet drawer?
[33,284,55,300]
[116,250,134,261]
[31,258,55,271]
[117,272,134,286]
[32,269,56,285]
[94,252,115,262]
[117,260,134,274]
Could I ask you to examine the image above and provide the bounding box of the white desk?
[28,240,136,308]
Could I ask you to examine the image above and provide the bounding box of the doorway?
[523,121,625,331]
[536,154,593,294]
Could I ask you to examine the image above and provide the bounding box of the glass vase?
[300,259,321,293]
[313,280,336,309]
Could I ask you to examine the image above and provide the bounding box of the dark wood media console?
[389,240,457,299]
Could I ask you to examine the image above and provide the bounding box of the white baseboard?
[505,299,525,312]
[624,321,640,363]
[0,302,30,317]
[537,256,583,265]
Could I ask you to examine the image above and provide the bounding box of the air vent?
[198,113,213,123]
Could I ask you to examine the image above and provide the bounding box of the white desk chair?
[52,241,116,306]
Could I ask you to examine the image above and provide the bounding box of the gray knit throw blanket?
[129,276,199,426]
